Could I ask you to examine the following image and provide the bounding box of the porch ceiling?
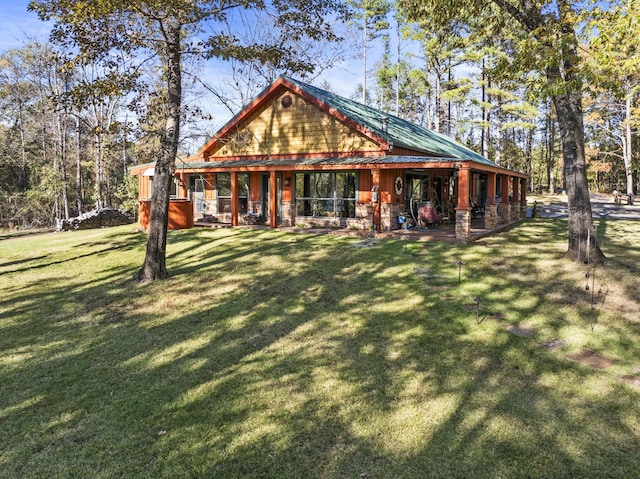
[171,155,526,178]
[176,155,450,168]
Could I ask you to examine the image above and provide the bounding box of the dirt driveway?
[533,193,640,220]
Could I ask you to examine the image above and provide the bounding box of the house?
[129,76,528,239]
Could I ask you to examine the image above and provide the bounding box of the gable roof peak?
[277,76,496,166]
[199,75,498,167]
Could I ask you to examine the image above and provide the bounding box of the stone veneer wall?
[248,200,262,216]
[484,204,498,230]
[510,202,521,221]
[386,203,406,231]
[455,209,472,238]
[280,201,295,226]
[354,203,374,230]
[203,200,409,231]
[498,203,511,225]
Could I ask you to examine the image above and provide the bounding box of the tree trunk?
[362,20,368,104]
[552,90,603,263]
[495,95,502,166]
[624,95,634,195]
[434,71,441,133]
[95,131,105,209]
[135,20,182,282]
[481,59,490,159]
[76,115,83,215]
[57,111,70,219]
[546,0,604,264]
[548,106,556,193]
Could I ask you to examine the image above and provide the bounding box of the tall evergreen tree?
[403,0,605,262]
[587,0,639,196]
[348,0,390,104]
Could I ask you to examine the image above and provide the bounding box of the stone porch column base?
[498,203,511,225]
[455,209,472,239]
[511,202,520,221]
[484,204,498,230]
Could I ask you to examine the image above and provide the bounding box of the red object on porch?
[139,199,194,230]
[418,203,443,227]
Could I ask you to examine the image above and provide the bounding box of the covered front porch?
[134,157,528,241]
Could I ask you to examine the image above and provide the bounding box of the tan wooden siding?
[209,91,380,157]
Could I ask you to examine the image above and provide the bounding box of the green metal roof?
[283,76,496,167]
[130,77,521,176]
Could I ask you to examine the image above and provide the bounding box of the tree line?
[1,0,636,276]
[1,1,636,231]
[352,0,638,198]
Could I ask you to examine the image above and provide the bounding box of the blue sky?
[0,0,363,149]
[0,0,360,93]
[0,0,51,51]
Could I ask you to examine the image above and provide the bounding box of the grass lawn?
[1,217,639,478]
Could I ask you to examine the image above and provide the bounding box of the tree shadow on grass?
[1,224,639,478]
[0,227,147,276]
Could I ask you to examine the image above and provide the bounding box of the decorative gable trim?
[195,77,392,160]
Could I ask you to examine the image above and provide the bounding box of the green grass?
[1,219,639,478]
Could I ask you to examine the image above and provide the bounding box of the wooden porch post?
[231,171,239,227]
[456,167,470,209]
[372,168,381,233]
[269,171,278,228]
[455,166,471,238]
[486,173,496,205]
[500,175,511,203]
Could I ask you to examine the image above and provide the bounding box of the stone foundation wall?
[484,204,498,230]
[498,203,511,225]
[280,201,295,226]
[292,202,404,232]
[353,203,374,230]
[291,203,372,231]
[510,202,521,221]
[455,209,472,239]
[248,200,262,215]
[385,203,405,231]
[200,200,420,232]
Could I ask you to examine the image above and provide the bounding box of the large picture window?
[216,173,249,213]
[295,172,357,218]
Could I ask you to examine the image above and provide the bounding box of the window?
[170,178,180,198]
[295,172,357,218]
[148,176,181,199]
[216,173,249,213]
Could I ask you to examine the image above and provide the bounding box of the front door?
[190,175,206,217]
